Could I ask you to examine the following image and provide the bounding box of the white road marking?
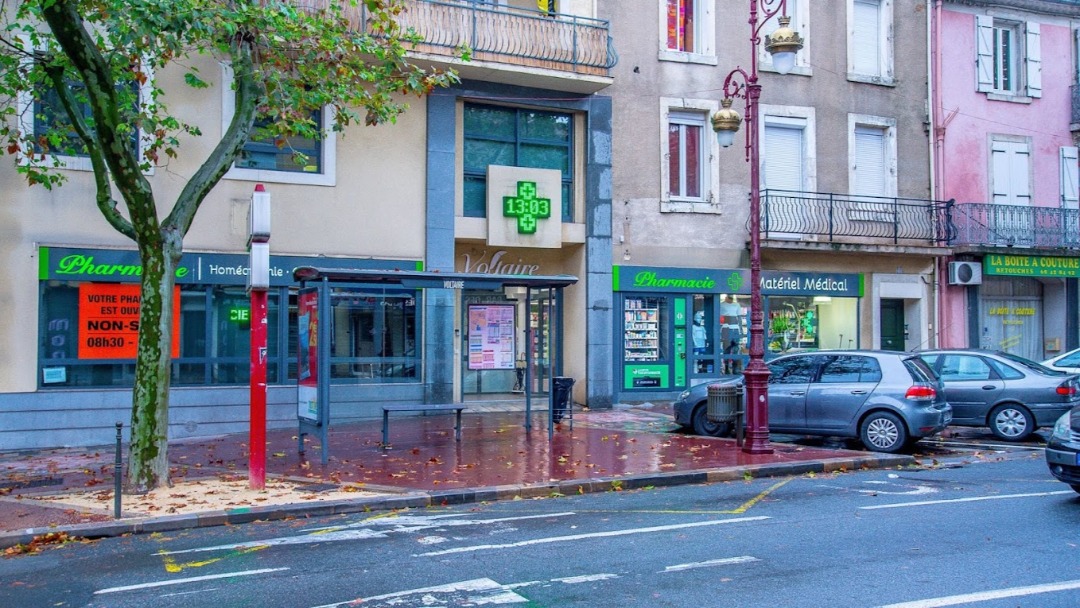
[94,568,288,595]
[551,574,620,584]
[415,516,770,557]
[858,490,1074,510]
[161,512,576,556]
[854,484,937,496]
[310,577,528,608]
[662,556,760,572]
[875,579,1080,608]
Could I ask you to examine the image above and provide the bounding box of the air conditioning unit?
[948,261,983,286]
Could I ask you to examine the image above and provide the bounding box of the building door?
[879,299,905,351]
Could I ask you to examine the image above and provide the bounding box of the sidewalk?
[0,403,912,550]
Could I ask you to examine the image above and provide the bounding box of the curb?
[0,453,913,550]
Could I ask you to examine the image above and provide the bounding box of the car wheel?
[859,412,908,453]
[988,403,1034,441]
[691,404,732,437]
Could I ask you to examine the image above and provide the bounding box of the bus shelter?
[292,266,578,463]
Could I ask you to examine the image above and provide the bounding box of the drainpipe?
[930,0,946,348]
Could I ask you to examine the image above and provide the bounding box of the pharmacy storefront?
[36,246,420,390]
[613,265,864,400]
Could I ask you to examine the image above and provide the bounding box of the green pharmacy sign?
[503,181,551,234]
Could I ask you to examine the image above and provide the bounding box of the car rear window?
[903,356,938,383]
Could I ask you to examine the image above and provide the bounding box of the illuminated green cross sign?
[503,181,551,234]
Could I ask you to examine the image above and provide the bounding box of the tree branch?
[165,39,260,236]
[41,0,155,241]
[41,62,135,240]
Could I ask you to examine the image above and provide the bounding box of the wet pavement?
[0,403,912,549]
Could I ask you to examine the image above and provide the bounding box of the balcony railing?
[761,190,951,246]
[298,0,616,77]
[947,202,1080,249]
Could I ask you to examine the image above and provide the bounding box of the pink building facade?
[932,0,1080,360]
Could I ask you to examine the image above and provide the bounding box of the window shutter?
[1061,146,1079,209]
[976,15,994,92]
[763,124,804,191]
[852,0,881,76]
[992,140,1031,206]
[854,126,887,197]
[1025,22,1041,98]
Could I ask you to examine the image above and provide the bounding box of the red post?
[248,183,271,489]
[249,288,268,489]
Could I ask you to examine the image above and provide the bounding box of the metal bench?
[381,403,466,447]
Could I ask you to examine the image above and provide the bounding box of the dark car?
[917,349,1080,441]
[1046,406,1080,494]
[673,351,952,453]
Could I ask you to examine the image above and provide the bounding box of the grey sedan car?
[918,349,1080,441]
[1045,405,1080,494]
[673,351,952,453]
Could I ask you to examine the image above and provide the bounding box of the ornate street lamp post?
[712,1,803,454]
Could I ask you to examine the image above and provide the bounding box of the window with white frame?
[849,116,896,198]
[976,15,1041,98]
[760,0,810,75]
[990,138,1031,206]
[848,0,893,83]
[1061,146,1079,209]
[16,38,151,173]
[660,98,719,213]
[763,118,807,191]
[659,0,716,63]
[848,116,896,222]
[668,111,705,200]
[221,64,337,186]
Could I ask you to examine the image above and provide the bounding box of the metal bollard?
[114,422,122,519]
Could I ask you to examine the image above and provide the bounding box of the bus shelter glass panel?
[325,287,419,384]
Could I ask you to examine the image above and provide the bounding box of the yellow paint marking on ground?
[157,546,267,573]
[722,477,793,514]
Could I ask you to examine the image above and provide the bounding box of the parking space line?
[859,490,1074,510]
[95,568,289,595]
[876,578,1080,607]
[415,516,769,557]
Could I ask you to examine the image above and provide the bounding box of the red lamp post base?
[742,358,774,454]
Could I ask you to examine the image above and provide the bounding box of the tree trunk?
[125,235,182,493]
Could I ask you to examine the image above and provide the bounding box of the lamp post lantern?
[712,1,803,455]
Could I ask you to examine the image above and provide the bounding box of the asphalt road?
[2,433,1078,608]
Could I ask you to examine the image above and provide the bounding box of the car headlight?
[1052,411,1072,440]
[678,389,691,402]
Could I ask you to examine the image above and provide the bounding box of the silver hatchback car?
[917,349,1080,441]
[673,350,952,453]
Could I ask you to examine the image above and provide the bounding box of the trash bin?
[707,383,741,423]
[552,377,575,423]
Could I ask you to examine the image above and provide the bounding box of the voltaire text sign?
[984,254,1080,278]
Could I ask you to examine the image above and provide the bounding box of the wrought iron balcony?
[760,190,951,246]
[947,202,1080,249]
[309,0,616,86]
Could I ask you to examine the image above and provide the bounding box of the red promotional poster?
[78,283,180,359]
[297,288,319,420]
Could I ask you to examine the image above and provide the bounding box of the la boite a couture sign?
[78,284,180,359]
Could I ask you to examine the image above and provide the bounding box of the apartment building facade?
[606,0,946,403]
[932,0,1080,360]
[0,0,617,449]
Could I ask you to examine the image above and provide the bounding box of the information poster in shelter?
[78,283,180,359]
[297,288,319,421]
[467,305,516,370]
